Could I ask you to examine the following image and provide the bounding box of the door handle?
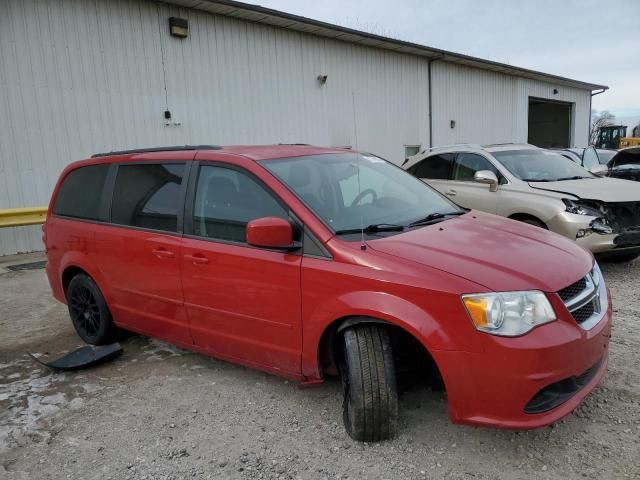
[151,248,175,259]
[446,189,457,196]
[184,253,209,265]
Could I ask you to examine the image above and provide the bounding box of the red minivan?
[44,145,611,441]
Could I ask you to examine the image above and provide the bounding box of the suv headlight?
[462,291,556,336]
[563,199,602,217]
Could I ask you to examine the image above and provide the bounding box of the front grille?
[572,302,595,324]
[558,277,587,303]
[556,267,605,330]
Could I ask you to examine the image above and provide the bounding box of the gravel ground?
[0,253,638,480]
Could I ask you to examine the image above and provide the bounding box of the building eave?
[157,0,609,92]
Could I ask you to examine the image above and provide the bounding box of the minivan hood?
[368,212,592,293]
[529,177,640,202]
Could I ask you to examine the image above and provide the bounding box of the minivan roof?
[90,144,352,162]
[91,145,222,157]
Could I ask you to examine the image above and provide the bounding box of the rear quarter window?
[53,164,109,220]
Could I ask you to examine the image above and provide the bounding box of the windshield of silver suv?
[493,149,595,182]
[263,153,463,234]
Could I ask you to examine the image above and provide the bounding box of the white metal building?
[0,0,607,256]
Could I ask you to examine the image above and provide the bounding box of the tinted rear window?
[53,165,109,220]
[111,163,185,232]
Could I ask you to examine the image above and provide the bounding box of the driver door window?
[192,165,289,243]
[449,153,500,214]
[452,153,499,181]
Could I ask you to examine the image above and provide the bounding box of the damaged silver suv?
[403,144,640,262]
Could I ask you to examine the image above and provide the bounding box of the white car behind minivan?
[403,144,640,262]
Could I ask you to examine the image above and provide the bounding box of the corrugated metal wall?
[431,62,591,147]
[0,0,594,256]
[0,0,430,255]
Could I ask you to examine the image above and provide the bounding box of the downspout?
[428,59,434,148]
[428,55,445,149]
[589,88,608,146]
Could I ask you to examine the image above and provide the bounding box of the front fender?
[498,189,566,225]
[301,290,465,380]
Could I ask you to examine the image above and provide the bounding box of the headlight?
[563,199,602,217]
[591,262,604,288]
[462,291,556,336]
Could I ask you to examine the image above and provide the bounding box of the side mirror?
[246,217,299,251]
[590,165,609,177]
[474,170,499,192]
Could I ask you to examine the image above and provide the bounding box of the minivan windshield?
[492,149,595,182]
[262,153,463,234]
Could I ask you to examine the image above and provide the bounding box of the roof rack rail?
[91,145,223,158]
[483,142,538,148]
[421,143,483,153]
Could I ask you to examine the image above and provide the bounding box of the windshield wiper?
[335,223,405,235]
[408,211,466,227]
[555,176,590,181]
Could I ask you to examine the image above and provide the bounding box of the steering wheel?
[350,188,378,207]
[318,180,338,219]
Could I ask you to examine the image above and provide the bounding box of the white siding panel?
[431,62,591,147]
[0,0,593,256]
[0,0,168,254]
[0,0,429,255]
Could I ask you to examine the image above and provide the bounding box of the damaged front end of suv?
[563,198,640,258]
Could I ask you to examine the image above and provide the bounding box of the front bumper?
[431,291,612,429]
[547,211,640,254]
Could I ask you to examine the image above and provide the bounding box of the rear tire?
[339,325,398,442]
[66,274,117,345]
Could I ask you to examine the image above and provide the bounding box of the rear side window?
[409,154,454,179]
[192,165,288,243]
[111,163,185,232]
[53,165,109,220]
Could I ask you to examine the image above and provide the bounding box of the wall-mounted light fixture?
[169,17,189,38]
[317,74,328,86]
[450,120,456,129]
[553,88,559,95]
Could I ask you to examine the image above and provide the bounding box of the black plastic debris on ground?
[30,343,123,371]
[6,260,47,271]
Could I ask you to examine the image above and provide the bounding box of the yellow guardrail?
[0,207,48,228]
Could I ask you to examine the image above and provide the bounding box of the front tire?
[518,218,547,229]
[600,252,640,263]
[66,274,117,345]
[339,325,398,442]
